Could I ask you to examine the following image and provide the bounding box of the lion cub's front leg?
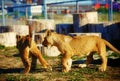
[67,58,72,70]
[31,46,52,71]
[62,54,72,72]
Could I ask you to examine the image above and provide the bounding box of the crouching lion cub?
[42,30,120,72]
[16,35,52,74]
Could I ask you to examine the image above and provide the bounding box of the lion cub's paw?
[48,65,52,71]
[44,65,52,71]
[78,64,87,68]
[98,66,106,72]
[62,69,69,73]
[20,70,29,74]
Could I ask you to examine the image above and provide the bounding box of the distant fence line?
[0,19,26,26]
[0,20,120,49]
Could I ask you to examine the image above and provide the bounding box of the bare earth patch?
[0,47,120,81]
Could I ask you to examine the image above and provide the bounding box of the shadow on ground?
[0,58,120,74]
[73,58,120,67]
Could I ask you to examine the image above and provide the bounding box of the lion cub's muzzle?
[42,37,50,47]
[42,40,48,47]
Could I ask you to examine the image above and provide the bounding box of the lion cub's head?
[42,30,55,48]
[16,35,32,50]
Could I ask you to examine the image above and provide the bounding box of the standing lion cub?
[16,35,51,74]
[42,30,120,72]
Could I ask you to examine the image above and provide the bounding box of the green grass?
[98,12,120,22]
[0,74,43,81]
[0,68,109,81]
[0,45,5,49]
[0,46,19,57]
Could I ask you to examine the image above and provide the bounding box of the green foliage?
[32,14,44,19]
[98,7,108,13]
[0,45,5,49]
[6,75,16,81]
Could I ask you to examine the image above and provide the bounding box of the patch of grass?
[108,52,120,58]
[78,68,96,74]
[0,45,5,49]
[93,72,107,78]
[25,76,36,81]
[1,74,43,81]
[69,76,87,81]
[69,71,87,81]
[98,12,120,22]
[0,47,19,57]
[6,75,16,81]
[67,67,108,81]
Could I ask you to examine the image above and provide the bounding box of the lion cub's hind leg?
[21,58,31,74]
[31,54,37,70]
[79,53,93,68]
[98,43,107,72]
[85,53,94,66]
[99,51,107,71]
[21,48,31,74]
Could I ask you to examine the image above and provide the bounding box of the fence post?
[2,0,5,26]
[43,0,47,19]
[108,0,113,21]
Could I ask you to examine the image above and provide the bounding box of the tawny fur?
[42,30,120,72]
[16,35,51,74]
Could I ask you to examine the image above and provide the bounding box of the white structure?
[14,4,42,17]
[0,32,16,47]
[30,5,42,15]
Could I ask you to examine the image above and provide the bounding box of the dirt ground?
[0,47,120,81]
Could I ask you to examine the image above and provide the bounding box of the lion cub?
[42,30,120,72]
[16,35,51,74]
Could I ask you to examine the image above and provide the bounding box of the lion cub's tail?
[104,39,120,54]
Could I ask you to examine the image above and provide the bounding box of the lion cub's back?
[69,36,100,54]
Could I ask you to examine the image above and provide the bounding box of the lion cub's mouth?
[42,42,52,49]
[47,45,52,49]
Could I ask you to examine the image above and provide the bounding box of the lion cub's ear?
[16,35,21,41]
[46,30,52,36]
